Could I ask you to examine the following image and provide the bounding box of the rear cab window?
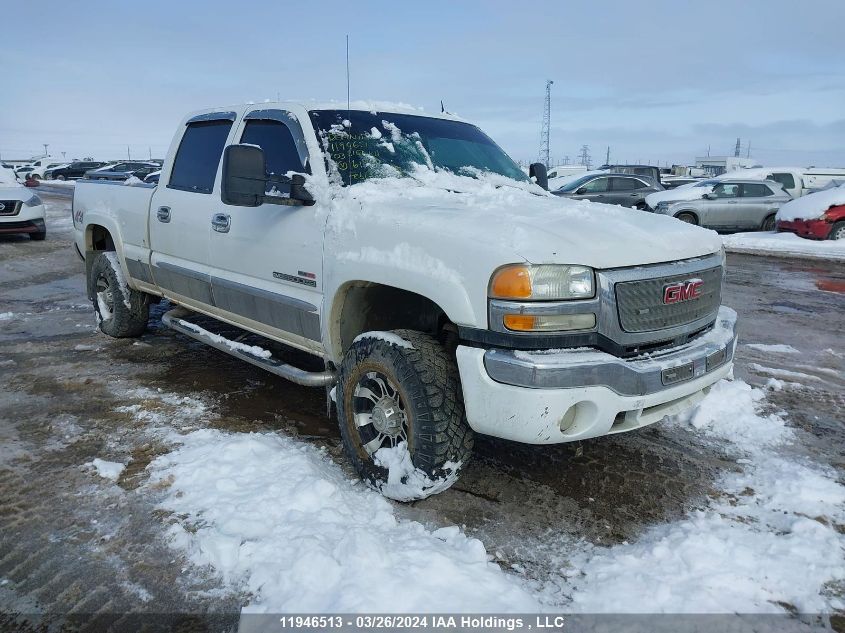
[168,118,234,193]
[769,173,795,190]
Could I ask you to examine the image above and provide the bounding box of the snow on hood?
[0,185,34,202]
[777,185,845,221]
[321,168,722,269]
[645,182,714,207]
[0,167,22,186]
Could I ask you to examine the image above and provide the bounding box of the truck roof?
[183,100,465,124]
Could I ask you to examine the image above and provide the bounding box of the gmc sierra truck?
[72,101,737,498]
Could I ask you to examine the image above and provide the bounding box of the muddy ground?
[1,191,843,631]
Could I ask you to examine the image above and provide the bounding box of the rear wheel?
[30,230,46,241]
[335,329,473,500]
[676,212,697,225]
[56,175,66,181]
[89,252,150,338]
[830,221,845,241]
[761,214,776,232]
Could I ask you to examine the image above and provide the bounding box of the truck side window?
[239,119,305,196]
[169,119,233,194]
[770,173,795,190]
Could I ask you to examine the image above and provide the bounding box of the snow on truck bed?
[143,377,845,615]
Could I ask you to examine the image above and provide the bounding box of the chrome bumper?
[483,306,737,396]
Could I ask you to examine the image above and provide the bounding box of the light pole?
[43,143,49,158]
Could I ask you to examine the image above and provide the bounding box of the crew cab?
[72,102,737,499]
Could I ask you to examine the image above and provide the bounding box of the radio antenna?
[345,34,352,184]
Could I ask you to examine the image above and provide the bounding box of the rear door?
[148,112,235,310]
[739,182,776,229]
[609,176,649,207]
[208,108,323,353]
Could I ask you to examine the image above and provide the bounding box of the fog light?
[503,313,596,332]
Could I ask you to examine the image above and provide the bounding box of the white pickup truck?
[72,101,737,498]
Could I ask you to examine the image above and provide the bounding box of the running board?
[162,307,336,388]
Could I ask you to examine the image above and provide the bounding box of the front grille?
[615,266,722,333]
[0,200,22,216]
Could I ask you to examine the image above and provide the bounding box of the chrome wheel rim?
[832,226,845,241]
[352,370,408,456]
[95,274,114,320]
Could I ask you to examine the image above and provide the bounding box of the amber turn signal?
[490,266,532,299]
[502,314,536,331]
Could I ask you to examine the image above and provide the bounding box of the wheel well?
[674,210,699,224]
[86,224,115,252]
[331,283,453,359]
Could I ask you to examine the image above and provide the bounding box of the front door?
[209,109,324,354]
[701,182,741,229]
[149,113,235,309]
[572,176,610,203]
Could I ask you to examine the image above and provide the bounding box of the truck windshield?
[309,110,528,186]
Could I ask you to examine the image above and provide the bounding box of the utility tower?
[538,80,553,168]
[578,144,591,169]
[734,138,741,158]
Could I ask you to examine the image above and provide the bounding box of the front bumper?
[776,219,831,240]
[456,306,737,444]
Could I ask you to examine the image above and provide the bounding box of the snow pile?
[123,176,144,186]
[87,458,126,481]
[722,232,845,261]
[373,441,461,501]
[777,185,845,221]
[104,252,132,309]
[744,343,800,354]
[566,379,845,614]
[352,331,414,350]
[0,312,14,321]
[148,430,539,613]
[644,182,714,207]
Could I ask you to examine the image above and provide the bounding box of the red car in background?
[777,186,845,241]
[777,205,845,240]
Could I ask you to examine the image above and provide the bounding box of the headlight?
[23,194,42,207]
[490,264,595,301]
[655,202,669,211]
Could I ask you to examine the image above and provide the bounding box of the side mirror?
[222,144,266,207]
[528,162,548,190]
[703,192,717,200]
[290,174,314,204]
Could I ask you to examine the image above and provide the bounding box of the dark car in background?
[552,173,664,208]
[83,162,160,181]
[45,161,108,180]
[599,164,662,185]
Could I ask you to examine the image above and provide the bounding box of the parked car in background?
[651,180,790,231]
[546,165,588,190]
[143,170,161,184]
[46,161,108,180]
[661,177,700,190]
[84,162,160,181]
[599,164,662,185]
[645,179,720,209]
[31,161,70,180]
[715,167,845,199]
[0,167,46,240]
[15,166,34,180]
[552,173,663,208]
[776,185,845,240]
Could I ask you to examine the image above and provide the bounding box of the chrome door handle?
[212,213,231,233]
[157,206,171,223]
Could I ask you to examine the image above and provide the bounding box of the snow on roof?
[777,185,845,221]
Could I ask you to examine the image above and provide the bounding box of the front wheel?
[56,175,66,181]
[676,212,698,225]
[30,230,46,241]
[335,329,474,501]
[89,252,150,338]
[830,221,845,241]
[761,214,776,232]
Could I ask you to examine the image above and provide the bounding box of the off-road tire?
[676,212,697,225]
[829,221,845,241]
[30,230,46,241]
[761,214,776,232]
[89,252,150,338]
[335,329,473,499]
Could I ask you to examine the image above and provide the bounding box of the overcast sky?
[3,0,844,167]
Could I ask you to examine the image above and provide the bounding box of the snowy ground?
[723,231,845,261]
[1,193,843,631]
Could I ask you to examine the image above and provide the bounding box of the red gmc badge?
[663,279,703,304]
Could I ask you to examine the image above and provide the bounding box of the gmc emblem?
[663,279,703,304]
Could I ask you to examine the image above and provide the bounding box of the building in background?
[694,155,758,176]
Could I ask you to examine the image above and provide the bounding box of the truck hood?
[338,172,722,270]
